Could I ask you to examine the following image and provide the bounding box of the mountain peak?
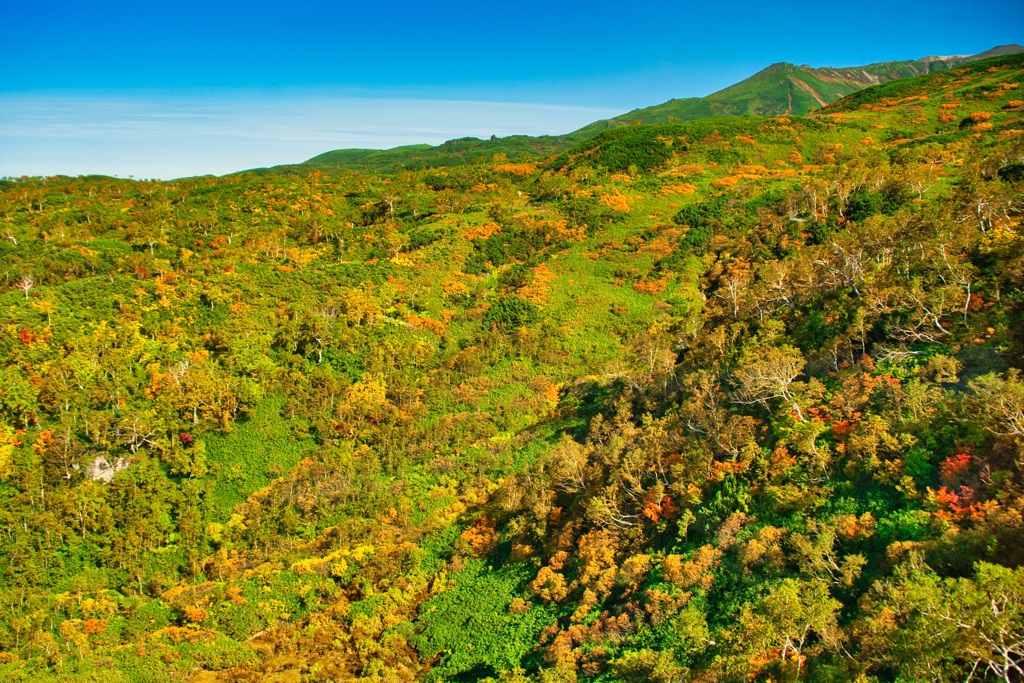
[566,45,1024,139]
[968,44,1024,61]
[758,61,798,74]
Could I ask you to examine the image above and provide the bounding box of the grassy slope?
[256,136,573,175]
[570,46,1023,138]
[398,52,1024,682]
[254,46,1021,176]
[3,49,1023,683]
[204,396,315,518]
[826,50,1024,112]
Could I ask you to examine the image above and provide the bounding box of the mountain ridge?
[254,44,1023,175]
[571,43,1024,136]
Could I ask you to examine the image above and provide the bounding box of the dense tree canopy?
[0,53,1023,682]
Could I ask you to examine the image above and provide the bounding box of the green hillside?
[265,45,1021,175]
[259,136,572,175]
[570,44,1024,137]
[1,52,1024,683]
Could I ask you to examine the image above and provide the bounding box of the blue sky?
[0,93,620,178]
[1,0,1021,178]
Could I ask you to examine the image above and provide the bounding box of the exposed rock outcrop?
[86,455,130,483]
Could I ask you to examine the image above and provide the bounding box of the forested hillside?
[268,45,1023,175]
[1,53,1023,683]
[571,44,1024,138]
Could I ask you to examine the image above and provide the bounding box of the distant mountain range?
[255,44,1023,175]
[570,44,1024,136]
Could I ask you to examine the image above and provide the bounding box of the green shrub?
[485,297,540,332]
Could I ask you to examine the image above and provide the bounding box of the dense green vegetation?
[262,136,572,175]
[1,52,1023,682]
[272,45,1022,176]
[568,44,1024,138]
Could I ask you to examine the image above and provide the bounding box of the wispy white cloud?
[0,92,620,179]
